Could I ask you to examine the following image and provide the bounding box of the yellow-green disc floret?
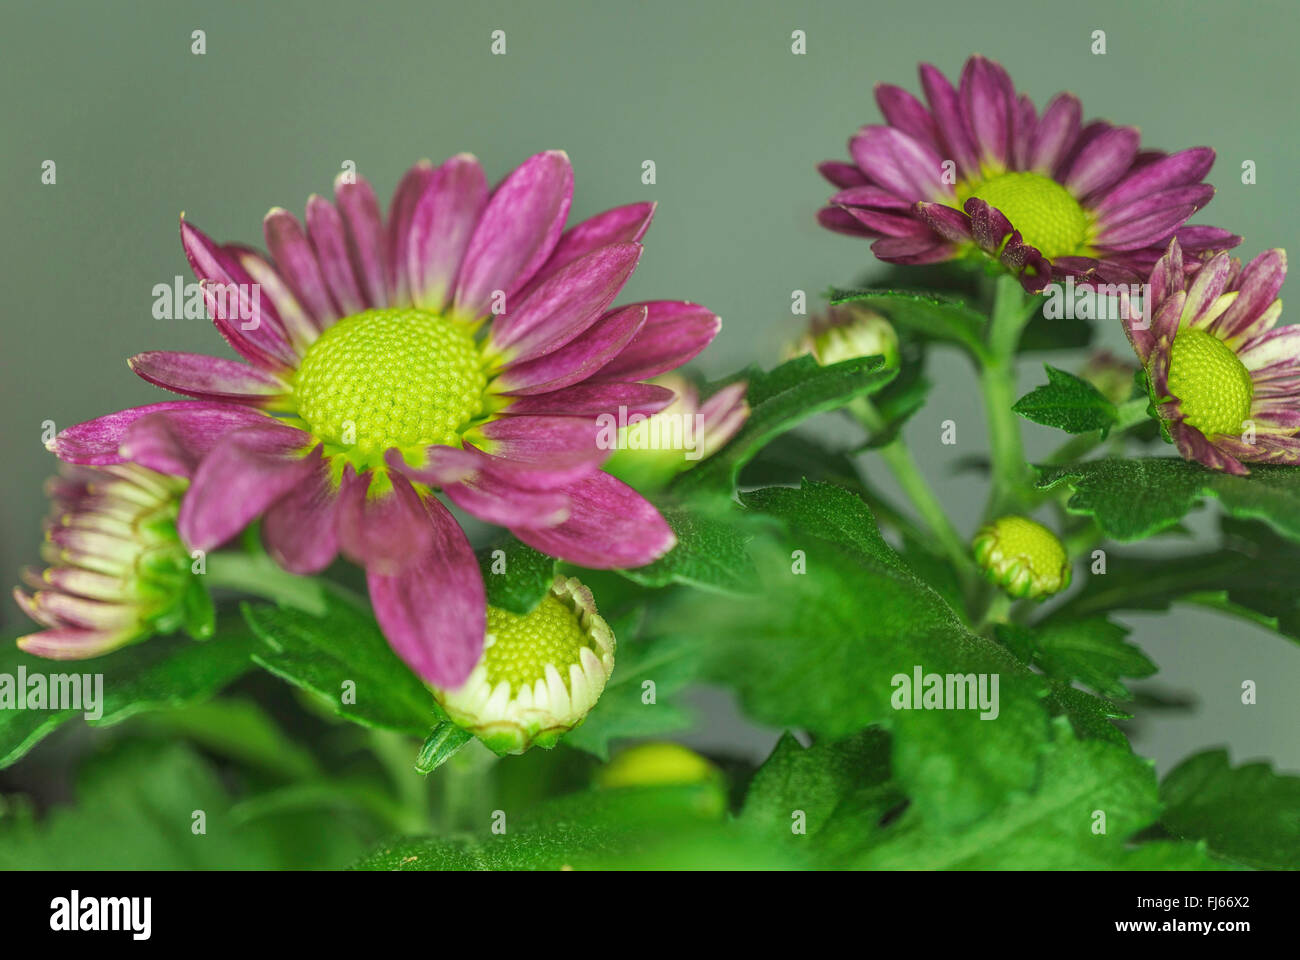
[484,593,591,691]
[973,515,1072,600]
[959,171,1090,260]
[293,308,486,461]
[1165,329,1254,438]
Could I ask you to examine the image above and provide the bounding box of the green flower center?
[483,594,589,690]
[293,308,486,460]
[959,171,1089,260]
[1165,329,1254,438]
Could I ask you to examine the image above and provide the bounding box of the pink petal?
[306,193,364,316]
[1063,126,1141,198]
[1027,93,1081,174]
[510,472,675,568]
[367,495,485,688]
[385,160,435,304]
[959,55,1015,169]
[499,381,677,419]
[261,456,341,574]
[591,300,721,382]
[408,153,489,312]
[336,468,433,576]
[494,304,647,395]
[128,351,290,404]
[874,82,939,150]
[818,161,869,189]
[177,424,318,550]
[919,62,980,178]
[487,242,642,362]
[515,202,657,303]
[52,401,271,467]
[264,207,340,326]
[453,150,573,319]
[335,173,389,308]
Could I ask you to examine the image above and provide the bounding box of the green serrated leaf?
[1160,749,1300,869]
[678,480,1052,829]
[1038,458,1300,544]
[830,288,990,362]
[617,502,757,594]
[855,723,1161,868]
[675,354,895,494]
[0,622,259,769]
[1043,681,1132,747]
[476,537,555,614]
[1014,364,1117,435]
[1008,616,1157,699]
[243,594,439,736]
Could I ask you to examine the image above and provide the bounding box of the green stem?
[202,551,327,615]
[849,397,976,589]
[981,275,1035,517]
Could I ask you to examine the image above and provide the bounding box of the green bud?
[434,575,616,755]
[788,303,900,369]
[972,515,1071,600]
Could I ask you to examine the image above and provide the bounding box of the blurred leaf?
[1038,458,1300,544]
[1160,749,1300,869]
[1042,681,1131,747]
[1014,364,1117,435]
[830,288,988,361]
[134,698,318,780]
[563,630,701,761]
[242,594,439,737]
[0,740,370,868]
[0,622,258,769]
[676,354,894,493]
[350,781,745,870]
[476,537,555,615]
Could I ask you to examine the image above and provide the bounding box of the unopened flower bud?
[597,742,721,789]
[787,302,900,369]
[13,464,209,658]
[972,515,1071,600]
[434,575,616,755]
[1079,350,1138,406]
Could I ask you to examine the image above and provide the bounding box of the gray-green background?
[3,0,1296,772]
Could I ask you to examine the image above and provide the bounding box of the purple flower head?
[1122,239,1296,475]
[49,151,722,687]
[819,55,1240,292]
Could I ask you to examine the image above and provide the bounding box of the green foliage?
[682,480,1053,830]
[1014,364,1117,434]
[1038,458,1300,544]
[617,501,757,594]
[0,623,258,769]
[0,739,372,869]
[676,354,894,493]
[563,619,701,760]
[242,594,439,736]
[476,537,555,615]
[1159,749,1300,869]
[998,616,1157,700]
[830,288,989,362]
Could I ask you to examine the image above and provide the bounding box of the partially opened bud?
[435,575,616,755]
[787,302,899,369]
[604,374,750,491]
[13,464,210,658]
[972,515,1071,600]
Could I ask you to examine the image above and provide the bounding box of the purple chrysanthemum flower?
[1123,239,1296,475]
[819,55,1241,292]
[49,151,721,687]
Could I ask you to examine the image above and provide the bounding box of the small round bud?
[1079,350,1138,406]
[597,742,719,789]
[434,575,616,755]
[972,515,1071,600]
[787,303,900,369]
